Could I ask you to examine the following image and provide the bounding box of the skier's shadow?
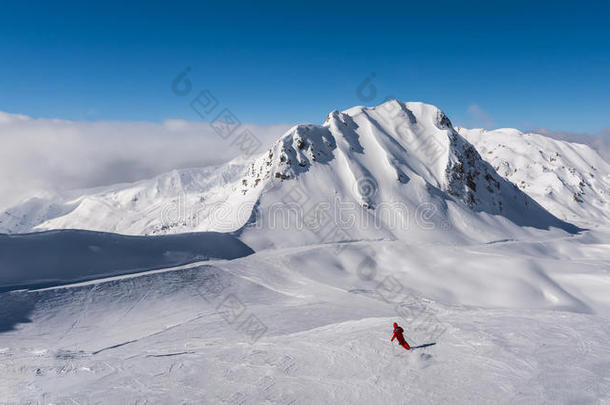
[410,343,436,350]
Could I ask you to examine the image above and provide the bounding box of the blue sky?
[1,1,609,132]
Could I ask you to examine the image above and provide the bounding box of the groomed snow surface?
[1,100,610,404]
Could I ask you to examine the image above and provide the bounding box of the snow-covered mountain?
[459,127,610,227]
[0,101,578,248]
[3,101,610,404]
[237,101,578,249]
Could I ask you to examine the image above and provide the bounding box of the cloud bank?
[0,111,291,210]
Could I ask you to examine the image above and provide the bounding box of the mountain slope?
[459,127,610,227]
[0,161,249,235]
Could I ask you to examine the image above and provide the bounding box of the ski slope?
[1,229,610,404]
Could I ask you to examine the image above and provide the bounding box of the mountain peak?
[234,100,577,249]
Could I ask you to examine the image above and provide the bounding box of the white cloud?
[466,104,495,129]
[0,111,292,210]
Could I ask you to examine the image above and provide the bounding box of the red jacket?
[391,326,407,345]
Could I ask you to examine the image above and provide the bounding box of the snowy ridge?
[459,127,610,227]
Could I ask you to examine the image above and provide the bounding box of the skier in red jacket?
[391,322,410,350]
